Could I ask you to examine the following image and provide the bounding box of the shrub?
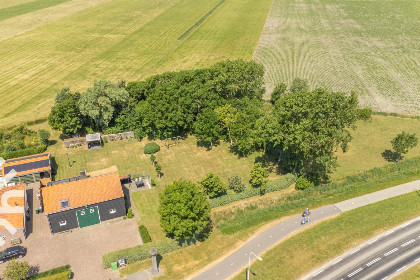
[35,271,71,280]
[144,142,160,154]
[103,137,108,144]
[151,179,156,187]
[0,145,47,160]
[38,129,50,146]
[102,238,191,268]
[250,163,269,187]
[26,265,71,280]
[138,225,152,243]
[210,174,297,208]
[295,177,314,190]
[199,173,227,197]
[228,174,245,193]
[126,208,134,219]
[357,107,372,121]
[2,260,30,280]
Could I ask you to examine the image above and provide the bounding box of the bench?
[10,238,21,245]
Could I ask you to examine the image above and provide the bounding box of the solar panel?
[5,153,48,163]
[4,159,50,174]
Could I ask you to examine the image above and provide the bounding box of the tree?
[55,87,74,104]
[215,104,237,147]
[38,129,50,146]
[290,78,309,93]
[2,260,30,280]
[254,114,280,153]
[391,132,418,161]
[155,164,162,178]
[78,80,129,130]
[159,180,210,239]
[228,174,245,193]
[250,163,269,187]
[271,82,287,104]
[274,88,359,183]
[199,173,227,197]
[194,108,221,148]
[48,98,83,136]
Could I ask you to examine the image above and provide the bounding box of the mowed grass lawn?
[255,0,420,114]
[232,191,420,280]
[0,0,272,127]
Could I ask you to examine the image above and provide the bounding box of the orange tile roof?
[42,172,124,214]
[2,152,51,177]
[0,184,26,229]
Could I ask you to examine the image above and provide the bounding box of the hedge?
[1,145,47,160]
[102,238,191,268]
[27,265,70,280]
[36,271,71,280]
[144,142,160,154]
[209,173,297,208]
[139,225,152,243]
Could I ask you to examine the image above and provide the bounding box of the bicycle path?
[190,179,420,280]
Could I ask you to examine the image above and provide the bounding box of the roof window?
[60,199,69,209]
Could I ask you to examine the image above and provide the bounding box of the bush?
[35,271,71,280]
[357,107,372,121]
[26,265,71,280]
[228,175,245,193]
[144,142,160,154]
[151,179,156,187]
[38,129,50,146]
[103,137,108,144]
[138,225,152,243]
[0,145,47,160]
[102,238,191,268]
[210,174,297,208]
[295,177,314,190]
[2,260,30,280]
[126,208,134,219]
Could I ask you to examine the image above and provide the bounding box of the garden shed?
[86,133,102,149]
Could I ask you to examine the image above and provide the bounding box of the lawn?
[232,191,420,280]
[255,0,420,114]
[393,263,420,280]
[0,0,272,127]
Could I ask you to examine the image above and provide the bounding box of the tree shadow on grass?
[381,150,400,162]
[254,152,287,176]
[196,139,220,151]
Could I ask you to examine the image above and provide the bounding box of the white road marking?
[401,239,415,247]
[396,266,406,272]
[381,277,388,280]
[351,248,360,254]
[366,257,381,266]
[415,258,420,262]
[385,230,394,236]
[348,267,363,277]
[384,248,398,256]
[401,222,411,228]
[332,258,342,265]
[368,238,378,245]
[313,269,324,276]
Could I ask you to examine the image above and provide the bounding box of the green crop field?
[255,0,420,114]
[0,0,272,127]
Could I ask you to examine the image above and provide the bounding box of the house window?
[109,209,116,214]
[59,221,66,226]
[81,211,85,215]
[60,199,69,209]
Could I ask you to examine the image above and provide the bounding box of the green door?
[76,206,100,228]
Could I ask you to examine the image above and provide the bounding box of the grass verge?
[232,191,420,280]
[393,263,420,280]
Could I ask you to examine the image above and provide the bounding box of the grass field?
[0,0,272,127]
[393,263,420,280]
[255,0,420,114]
[232,191,420,280]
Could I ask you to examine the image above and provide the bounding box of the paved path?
[190,179,420,280]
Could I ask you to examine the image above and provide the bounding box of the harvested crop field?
[255,0,420,114]
[0,0,272,127]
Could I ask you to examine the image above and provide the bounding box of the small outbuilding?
[86,133,102,149]
[42,172,125,234]
[0,183,27,249]
[1,152,51,184]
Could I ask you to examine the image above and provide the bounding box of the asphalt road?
[189,179,420,280]
[302,216,420,280]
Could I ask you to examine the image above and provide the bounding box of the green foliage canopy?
[391,131,418,160]
[228,174,245,193]
[159,180,210,239]
[2,260,30,280]
[250,162,269,187]
[199,173,227,197]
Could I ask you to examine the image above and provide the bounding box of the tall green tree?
[215,104,237,147]
[274,89,358,183]
[159,180,210,239]
[391,131,418,161]
[290,78,309,93]
[194,108,221,148]
[271,82,287,104]
[2,260,30,280]
[78,80,129,130]
[48,98,83,136]
[250,162,269,187]
[199,173,227,197]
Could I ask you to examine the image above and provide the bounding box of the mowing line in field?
[178,0,225,40]
[0,0,71,21]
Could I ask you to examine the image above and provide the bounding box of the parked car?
[0,246,25,264]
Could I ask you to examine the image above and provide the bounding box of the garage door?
[76,206,100,228]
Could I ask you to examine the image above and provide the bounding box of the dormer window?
[60,199,69,209]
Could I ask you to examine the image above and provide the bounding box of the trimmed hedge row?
[27,265,70,280]
[139,225,152,243]
[102,238,190,268]
[37,271,71,280]
[1,145,47,160]
[209,174,297,208]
